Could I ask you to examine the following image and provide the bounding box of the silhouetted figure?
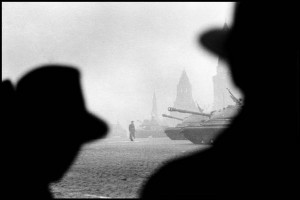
[141,3,298,199]
[129,121,136,141]
[7,65,108,199]
[2,80,15,128]
[2,80,18,198]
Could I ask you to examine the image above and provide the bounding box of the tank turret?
[164,107,210,140]
[182,91,243,145]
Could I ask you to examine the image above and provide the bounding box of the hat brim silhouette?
[200,29,229,59]
[83,112,108,141]
[16,65,108,142]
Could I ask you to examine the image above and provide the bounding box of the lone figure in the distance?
[129,121,136,141]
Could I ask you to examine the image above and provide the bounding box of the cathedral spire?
[178,70,191,88]
[223,21,229,31]
[151,91,158,120]
[170,70,197,123]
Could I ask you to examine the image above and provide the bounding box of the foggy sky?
[2,2,235,129]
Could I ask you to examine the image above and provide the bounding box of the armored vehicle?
[162,114,186,140]
[182,89,242,144]
[163,107,210,140]
[135,117,167,138]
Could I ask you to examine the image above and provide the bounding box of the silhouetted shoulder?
[141,148,226,198]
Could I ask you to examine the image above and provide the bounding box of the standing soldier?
[129,121,136,141]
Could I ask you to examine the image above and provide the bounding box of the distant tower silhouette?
[169,70,197,125]
[212,22,241,110]
[151,91,159,121]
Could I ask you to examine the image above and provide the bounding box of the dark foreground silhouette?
[141,3,299,199]
[2,65,108,199]
[2,80,18,198]
[2,3,298,200]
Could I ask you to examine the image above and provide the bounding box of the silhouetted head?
[15,65,108,183]
[200,3,297,101]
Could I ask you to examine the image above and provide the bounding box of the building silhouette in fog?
[139,91,162,128]
[212,23,242,111]
[169,70,198,126]
[151,92,159,122]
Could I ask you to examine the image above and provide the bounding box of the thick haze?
[2,2,235,129]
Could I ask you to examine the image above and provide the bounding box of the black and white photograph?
[2,2,299,199]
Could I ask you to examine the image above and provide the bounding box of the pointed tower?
[212,22,241,110]
[151,91,159,121]
[176,70,193,103]
[223,21,229,31]
[213,58,231,110]
[170,70,198,124]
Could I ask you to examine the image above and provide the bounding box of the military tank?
[162,114,186,140]
[181,89,242,144]
[135,117,167,138]
[163,108,210,140]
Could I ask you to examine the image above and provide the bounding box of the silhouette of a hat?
[200,23,230,59]
[16,65,108,142]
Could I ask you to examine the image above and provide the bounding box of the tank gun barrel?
[168,107,211,118]
[162,114,183,121]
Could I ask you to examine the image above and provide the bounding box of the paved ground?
[50,137,210,198]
